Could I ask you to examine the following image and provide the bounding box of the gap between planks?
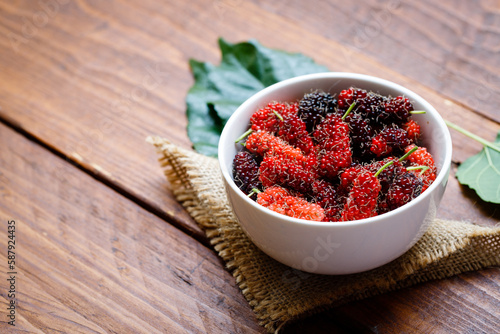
[0,112,210,248]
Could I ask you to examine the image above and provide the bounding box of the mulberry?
[404,145,437,192]
[370,127,410,157]
[259,155,316,194]
[257,186,325,221]
[313,114,352,179]
[384,96,414,124]
[403,119,421,143]
[337,87,368,111]
[311,179,343,222]
[298,91,337,133]
[340,168,381,221]
[232,151,262,199]
[386,172,423,210]
[278,103,315,154]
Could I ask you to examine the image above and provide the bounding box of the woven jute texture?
[148,136,500,333]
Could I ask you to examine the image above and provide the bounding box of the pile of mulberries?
[232,88,437,222]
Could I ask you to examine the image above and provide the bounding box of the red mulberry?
[257,186,325,221]
[250,102,286,133]
[259,155,316,194]
[246,131,306,163]
[340,168,381,221]
[337,87,368,111]
[278,103,315,154]
[403,119,421,143]
[250,102,314,154]
[404,145,437,192]
[313,114,352,179]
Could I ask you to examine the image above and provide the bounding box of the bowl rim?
[218,72,452,228]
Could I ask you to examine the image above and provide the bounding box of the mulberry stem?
[374,146,419,178]
[445,120,500,153]
[247,188,261,197]
[374,160,394,178]
[235,128,253,143]
[272,110,284,121]
[342,101,356,120]
[399,145,419,161]
[407,165,430,176]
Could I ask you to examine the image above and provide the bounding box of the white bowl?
[218,72,452,275]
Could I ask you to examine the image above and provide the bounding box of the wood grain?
[0,123,264,333]
[0,0,498,235]
[282,267,500,333]
[0,0,498,332]
[259,0,500,123]
[337,268,500,333]
[0,0,205,240]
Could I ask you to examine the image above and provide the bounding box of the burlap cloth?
[147,136,500,333]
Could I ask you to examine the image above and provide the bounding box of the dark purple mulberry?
[386,172,423,210]
[383,96,414,124]
[370,127,411,157]
[232,151,262,199]
[298,91,337,133]
[347,112,375,159]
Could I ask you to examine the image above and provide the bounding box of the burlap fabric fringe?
[147,136,500,333]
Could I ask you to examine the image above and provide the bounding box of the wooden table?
[1,0,499,332]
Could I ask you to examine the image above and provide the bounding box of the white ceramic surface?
[218,72,452,275]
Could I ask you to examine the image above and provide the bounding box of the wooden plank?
[257,0,500,123]
[332,268,500,333]
[0,1,498,332]
[0,0,206,240]
[282,267,500,333]
[0,0,498,234]
[0,123,264,333]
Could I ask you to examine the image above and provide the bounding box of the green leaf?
[455,131,500,204]
[186,38,329,157]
